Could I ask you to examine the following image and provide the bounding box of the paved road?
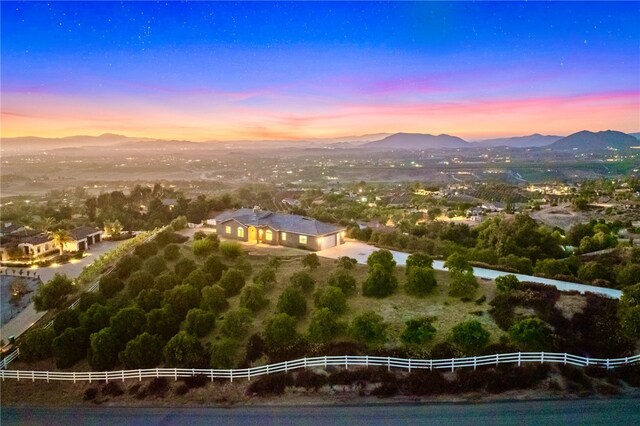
[320,241,622,299]
[2,399,639,425]
[0,239,128,342]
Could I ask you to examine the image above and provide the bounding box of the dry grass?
[554,294,587,320]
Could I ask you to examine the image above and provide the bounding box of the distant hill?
[630,132,640,140]
[549,130,638,151]
[364,132,470,150]
[0,133,153,152]
[474,133,562,148]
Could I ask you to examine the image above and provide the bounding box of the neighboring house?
[0,222,27,237]
[215,208,346,251]
[63,227,103,252]
[18,234,56,257]
[203,210,223,227]
[161,199,178,210]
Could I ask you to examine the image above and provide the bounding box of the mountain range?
[1,130,638,153]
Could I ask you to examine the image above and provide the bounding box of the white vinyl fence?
[2,352,639,383]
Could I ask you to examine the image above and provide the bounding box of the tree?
[50,229,73,254]
[367,249,396,271]
[20,327,56,361]
[99,274,124,298]
[448,270,478,298]
[220,308,253,339]
[134,241,159,258]
[143,255,167,276]
[53,308,80,335]
[174,258,197,279]
[508,317,552,351]
[619,283,640,340]
[302,253,320,270]
[307,308,346,343]
[327,268,357,296]
[163,332,206,368]
[52,327,88,369]
[362,264,397,298]
[210,338,238,369]
[110,306,147,344]
[201,285,229,314]
[154,271,180,292]
[617,264,640,287]
[451,320,490,354]
[406,253,433,273]
[264,313,299,351]
[314,286,347,314]
[33,273,74,311]
[577,262,611,283]
[103,219,123,238]
[163,284,201,319]
[164,243,181,261]
[146,307,180,341]
[114,254,142,279]
[240,284,268,312]
[253,267,277,289]
[495,274,521,293]
[218,268,246,297]
[289,271,316,294]
[126,270,155,298]
[219,241,243,259]
[350,311,387,346]
[135,288,163,311]
[405,266,437,297]
[336,256,357,270]
[401,318,436,346]
[444,253,472,273]
[267,256,283,271]
[277,286,307,318]
[183,269,213,291]
[80,303,113,334]
[89,327,121,370]
[534,258,571,278]
[202,255,227,282]
[120,332,164,369]
[498,255,533,275]
[185,308,216,337]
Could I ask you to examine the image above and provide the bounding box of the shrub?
[400,317,436,346]
[80,303,113,334]
[362,264,398,298]
[219,241,243,259]
[134,241,159,258]
[143,255,167,276]
[174,258,197,279]
[126,270,155,298]
[403,370,450,395]
[277,286,307,318]
[193,238,217,257]
[448,270,479,298]
[210,338,238,369]
[451,320,490,354]
[294,370,328,389]
[53,308,80,335]
[289,271,316,294]
[89,327,121,370]
[201,285,229,314]
[245,334,266,363]
[247,373,293,396]
[163,244,181,261]
[350,311,387,346]
[135,288,163,311]
[183,269,213,292]
[253,267,276,289]
[220,308,252,339]
[77,292,105,312]
[20,327,56,361]
[114,254,142,280]
[336,256,357,270]
[495,274,521,293]
[498,255,533,275]
[405,266,437,297]
[202,255,227,282]
[83,387,98,401]
[240,284,268,312]
[163,284,201,319]
[444,253,472,273]
[154,272,180,292]
[314,286,347,314]
[101,382,124,397]
[367,249,396,271]
[99,274,124,298]
[146,307,180,341]
[508,317,552,351]
[119,332,164,369]
[218,268,246,297]
[307,308,346,343]
[185,308,216,337]
[145,377,169,398]
[52,327,88,369]
[406,253,433,273]
[110,306,147,344]
[327,268,357,296]
[302,253,320,270]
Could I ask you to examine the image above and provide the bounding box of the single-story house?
[18,234,56,257]
[63,227,103,252]
[215,208,346,251]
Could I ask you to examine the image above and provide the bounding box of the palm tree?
[42,217,56,232]
[50,229,73,255]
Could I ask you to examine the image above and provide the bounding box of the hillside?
[549,130,638,151]
[474,134,561,148]
[364,133,470,150]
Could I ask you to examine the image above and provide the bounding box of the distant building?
[63,227,103,252]
[18,234,56,257]
[215,208,345,251]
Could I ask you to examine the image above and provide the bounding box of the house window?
[225,226,231,234]
[281,232,287,241]
[238,227,245,238]
[299,235,307,244]
[265,230,273,241]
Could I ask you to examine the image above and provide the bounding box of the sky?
[2,1,639,141]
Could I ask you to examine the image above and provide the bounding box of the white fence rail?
[1,352,639,382]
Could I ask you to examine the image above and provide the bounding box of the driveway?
[320,241,622,299]
[0,239,129,343]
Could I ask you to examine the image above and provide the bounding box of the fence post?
[73,372,76,384]
[408,359,411,373]
[32,371,35,382]
[248,367,251,382]
[345,355,348,370]
[451,358,454,373]
[122,370,125,382]
[139,369,142,381]
[267,364,270,375]
[324,356,327,368]
[586,357,589,367]
[46,371,49,383]
[285,360,288,373]
[541,352,544,364]
[495,353,499,366]
[429,359,432,371]
[17,370,19,382]
[366,355,369,368]
[473,356,477,371]
[387,357,391,372]
[174,369,177,381]
[518,352,521,367]
[606,359,610,370]
[564,353,567,365]
[230,369,233,382]
[210,370,213,382]
[156,368,159,378]
[304,358,307,370]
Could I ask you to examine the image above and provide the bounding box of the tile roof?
[20,233,52,245]
[216,209,344,236]
[69,226,102,240]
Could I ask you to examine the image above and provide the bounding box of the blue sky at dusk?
[2,1,639,140]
